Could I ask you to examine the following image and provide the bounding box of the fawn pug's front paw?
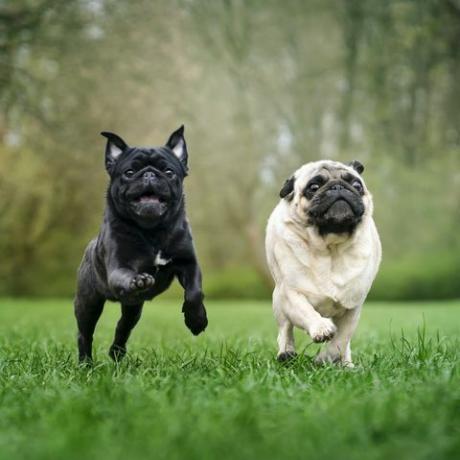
[309,318,337,343]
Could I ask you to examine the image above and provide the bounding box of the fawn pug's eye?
[352,180,363,193]
[305,175,326,195]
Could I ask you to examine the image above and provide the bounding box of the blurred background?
[0,0,459,301]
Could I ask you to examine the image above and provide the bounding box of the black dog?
[74,126,208,362]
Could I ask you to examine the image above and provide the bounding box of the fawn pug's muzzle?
[308,180,365,235]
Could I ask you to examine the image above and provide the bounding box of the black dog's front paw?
[118,273,155,299]
[183,304,208,336]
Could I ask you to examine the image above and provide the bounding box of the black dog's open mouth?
[134,193,165,204]
[130,192,168,220]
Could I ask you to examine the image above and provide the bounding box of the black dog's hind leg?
[109,303,143,361]
[74,292,105,363]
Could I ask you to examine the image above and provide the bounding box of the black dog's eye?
[124,169,135,178]
[165,169,175,178]
[309,183,320,192]
[352,180,363,193]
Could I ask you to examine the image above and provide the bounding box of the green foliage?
[203,266,271,300]
[369,251,460,301]
[0,0,459,299]
[0,145,99,296]
[0,299,459,460]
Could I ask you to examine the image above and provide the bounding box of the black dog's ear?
[349,160,364,174]
[279,176,295,200]
[166,125,188,170]
[101,131,129,173]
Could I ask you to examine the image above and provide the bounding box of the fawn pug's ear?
[279,176,295,200]
[101,131,129,174]
[349,160,364,175]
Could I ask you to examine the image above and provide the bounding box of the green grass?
[0,299,459,460]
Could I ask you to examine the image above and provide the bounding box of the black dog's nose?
[143,171,156,182]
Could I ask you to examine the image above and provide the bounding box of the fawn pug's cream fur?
[265,160,381,366]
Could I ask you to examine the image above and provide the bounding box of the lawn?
[0,298,459,460]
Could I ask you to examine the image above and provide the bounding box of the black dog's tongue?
[324,199,353,221]
[138,194,160,204]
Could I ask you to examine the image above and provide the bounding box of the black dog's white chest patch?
[154,251,171,267]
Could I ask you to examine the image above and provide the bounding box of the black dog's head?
[101,126,188,228]
[280,160,370,235]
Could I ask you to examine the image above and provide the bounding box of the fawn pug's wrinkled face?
[280,160,371,235]
[102,126,188,229]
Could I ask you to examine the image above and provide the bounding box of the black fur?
[74,126,208,363]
